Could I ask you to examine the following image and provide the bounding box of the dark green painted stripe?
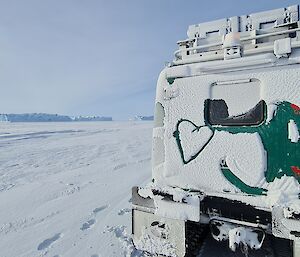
[222,167,267,195]
[173,119,215,164]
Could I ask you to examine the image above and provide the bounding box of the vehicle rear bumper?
[132,186,300,241]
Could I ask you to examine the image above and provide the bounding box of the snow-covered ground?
[0,121,277,257]
[0,122,152,257]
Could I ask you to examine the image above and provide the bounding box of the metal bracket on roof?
[274,38,292,58]
[174,5,300,64]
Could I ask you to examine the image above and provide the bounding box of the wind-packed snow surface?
[0,122,152,257]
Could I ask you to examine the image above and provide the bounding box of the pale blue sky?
[0,0,298,119]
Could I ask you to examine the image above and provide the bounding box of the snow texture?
[134,227,177,257]
[154,198,200,222]
[0,121,152,257]
[154,61,300,209]
[274,37,291,58]
[138,185,201,221]
[228,227,262,252]
[211,79,261,117]
[288,119,299,143]
[0,121,287,256]
[265,176,300,208]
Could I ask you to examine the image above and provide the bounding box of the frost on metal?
[210,220,265,252]
[133,4,300,256]
[138,185,202,222]
[228,227,264,252]
[149,4,300,213]
[157,3,300,208]
[153,64,300,209]
[174,5,299,65]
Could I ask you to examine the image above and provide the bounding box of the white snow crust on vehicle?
[133,4,300,257]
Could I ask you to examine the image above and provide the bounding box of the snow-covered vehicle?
[132,5,300,256]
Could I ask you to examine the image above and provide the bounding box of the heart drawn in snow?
[173,119,214,164]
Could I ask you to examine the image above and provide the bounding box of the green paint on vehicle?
[222,167,268,195]
[173,101,300,195]
[213,101,300,183]
[173,119,215,165]
[167,78,176,85]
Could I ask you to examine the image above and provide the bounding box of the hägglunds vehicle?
[132,5,300,256]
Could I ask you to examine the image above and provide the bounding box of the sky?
[0,0,298,120]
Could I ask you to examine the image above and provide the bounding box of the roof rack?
[173,5,300,65]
